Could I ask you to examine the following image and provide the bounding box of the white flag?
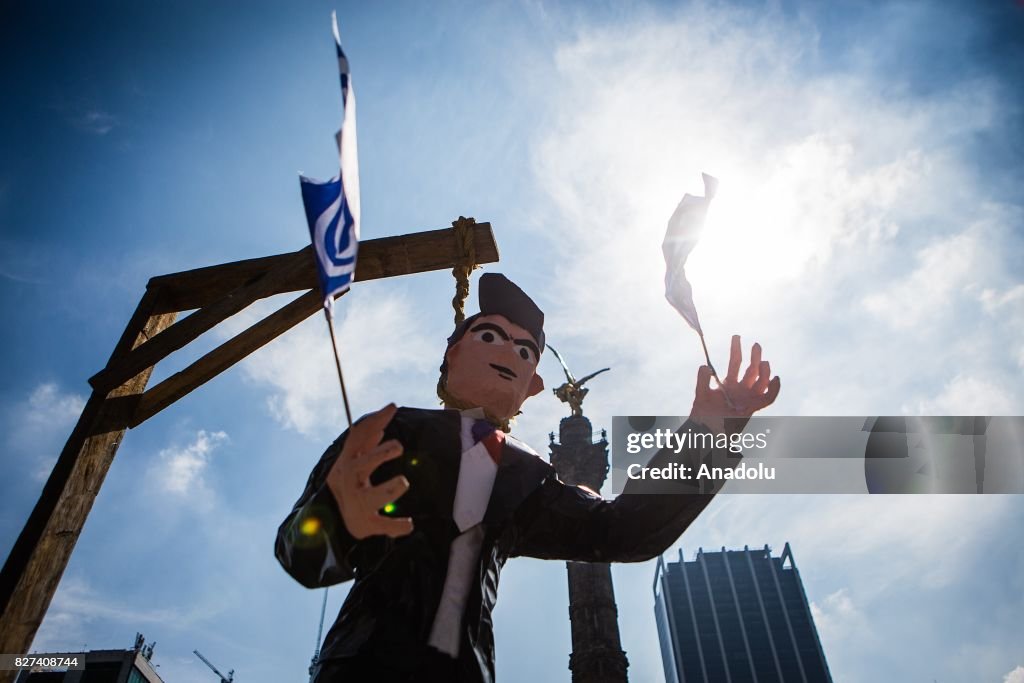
[662,173,719,334]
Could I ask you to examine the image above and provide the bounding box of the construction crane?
[193,649,234,683]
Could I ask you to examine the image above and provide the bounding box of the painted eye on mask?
[515,343,538,365]
[473,329,508,345]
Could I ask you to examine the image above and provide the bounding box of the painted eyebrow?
[470,322,539,356]
[470,322,510,341]
[514,338,540,357]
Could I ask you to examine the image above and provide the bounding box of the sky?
[2,0,1023,681]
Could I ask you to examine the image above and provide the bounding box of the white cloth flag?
[332,11,359,234]
[662,173,719,334]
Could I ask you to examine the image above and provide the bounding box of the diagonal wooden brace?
[129,288,324,427]
[88,250,309,394]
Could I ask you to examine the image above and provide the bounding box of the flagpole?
[698,331,737,411]
[322,307,354,428]
[308,586,330,682]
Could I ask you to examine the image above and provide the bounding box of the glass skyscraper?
[654,543,832,683]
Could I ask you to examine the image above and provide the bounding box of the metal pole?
[322,308,353,428]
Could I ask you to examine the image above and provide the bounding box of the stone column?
[549,415,629,682]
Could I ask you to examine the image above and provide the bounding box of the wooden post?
[0,221,499,665]
[0,289,175,670]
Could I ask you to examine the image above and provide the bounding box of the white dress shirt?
[427,408,499,657]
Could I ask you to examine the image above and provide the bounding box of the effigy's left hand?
[690,335,781,434]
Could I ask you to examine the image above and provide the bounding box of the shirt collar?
[458,406,487,420]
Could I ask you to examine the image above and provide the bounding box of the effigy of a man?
[276,272,780,682]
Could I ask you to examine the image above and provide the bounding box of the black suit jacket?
[275,407,716,682]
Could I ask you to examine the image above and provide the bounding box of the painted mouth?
[489,363,517,380]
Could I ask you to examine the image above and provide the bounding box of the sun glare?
[686,169,812,302]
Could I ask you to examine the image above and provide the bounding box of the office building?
[654,543,832,683]
[14,634,163,683]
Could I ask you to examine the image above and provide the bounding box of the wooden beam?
[0,290,177,663]
[130,221,501,426]
[89,222,498,394]
[148,247,309,314]
[129,288,325,427]
[149,222,498,313]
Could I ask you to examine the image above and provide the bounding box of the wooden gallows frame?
[0,218,498,672]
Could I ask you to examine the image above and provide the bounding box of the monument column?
[550,414,629,682]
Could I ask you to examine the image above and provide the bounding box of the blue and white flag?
[300,11,360,316]
[662,173,718,335]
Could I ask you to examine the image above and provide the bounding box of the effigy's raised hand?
[691,335,781,434]
[326,403,414,540]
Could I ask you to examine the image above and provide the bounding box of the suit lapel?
[483,437,552,525]
[397,409,462,522]
[400,410,552,527]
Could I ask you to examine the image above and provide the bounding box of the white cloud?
[229,292,438,438]
[71,109,118,135]
[810,587,872,645]
[862,231,980,330]
[32,576,223,653]
[980,284,1024,315]
[907,375,1017,415]
[979,283,1024,371]
[0,267,44,284]
[1005,666,1024,683]
[527,3,1023,422]
[8,383,87,481]
[25,382,86,429]
[734,496,1008,590]
[152,429,228,499]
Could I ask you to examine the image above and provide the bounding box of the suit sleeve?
[274,430,361,588]
[509,419,726,563]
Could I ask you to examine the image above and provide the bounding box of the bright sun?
[686,167,814,301]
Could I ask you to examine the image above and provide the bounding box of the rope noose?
[441,217,512,431]
[451,216,477,326]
